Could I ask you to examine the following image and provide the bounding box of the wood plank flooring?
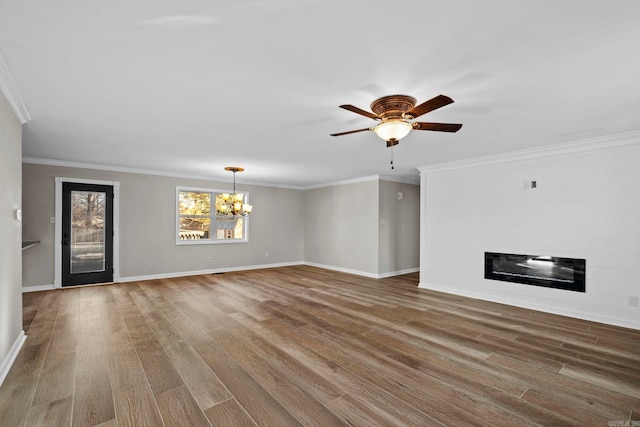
[2,265,639,426]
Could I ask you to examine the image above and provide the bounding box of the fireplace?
[484,252,585,292]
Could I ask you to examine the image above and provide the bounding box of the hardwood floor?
[2,265,639,426]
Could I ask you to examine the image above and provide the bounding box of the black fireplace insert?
[484,252,585,292]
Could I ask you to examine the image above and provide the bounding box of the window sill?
[175,239,249,246]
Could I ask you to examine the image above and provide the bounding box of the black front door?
[62,182,114,286]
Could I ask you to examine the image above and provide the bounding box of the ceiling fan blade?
[339,104,379,120]
[413,122,463,132]
[330,127,372,137]
[406,95,454,118]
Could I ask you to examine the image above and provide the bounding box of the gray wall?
[378,180,420,275]
[22,166,420,287]
[22,164,304,286]
[304,180,380,275]
[418,135,640,329]
[0,91,23,378]
[304,178,420,277]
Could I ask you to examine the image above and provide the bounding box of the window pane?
[179,191,211,216]
[234,217,244,239]
[214,216,243,239]
[179,217,211,240]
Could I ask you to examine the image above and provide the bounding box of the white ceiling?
[1,1,639,188]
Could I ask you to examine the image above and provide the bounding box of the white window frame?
[175,186,250,245]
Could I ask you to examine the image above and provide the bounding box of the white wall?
[0,90,25,385]
[22,163,304,287]
[418,132,640,329]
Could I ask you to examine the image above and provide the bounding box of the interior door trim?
[54,177,120,288]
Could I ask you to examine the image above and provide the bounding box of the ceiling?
[1,1,639,188]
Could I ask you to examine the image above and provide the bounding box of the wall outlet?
[207,256,213,262]
[628,296,638,307]
[264,251,269,258]
[146,260,152,267]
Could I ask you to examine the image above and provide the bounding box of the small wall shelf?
[22,240,40,251]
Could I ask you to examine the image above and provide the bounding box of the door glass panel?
[70,190,106,274]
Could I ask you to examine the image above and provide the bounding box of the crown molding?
[418,130,640,175]
[23,157,419,190]
[379,174,420,185]
[22,156,309,190]
[303,175,381,190]
[303,174,420,190]
[0,50,30,124]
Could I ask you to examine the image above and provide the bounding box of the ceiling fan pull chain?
[390,147,394,170]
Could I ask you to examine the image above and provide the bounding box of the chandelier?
[216,167,253,217]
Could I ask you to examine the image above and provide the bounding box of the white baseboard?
[303,262,379,279]
[419,281,640,331]
[0,330,26,388]
[22,284,55,293]
[119,261,305,283]
[303,262,419,279]
[377,267,420,279]
[21,263,418,292]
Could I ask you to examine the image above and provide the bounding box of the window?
[176,187,249,244]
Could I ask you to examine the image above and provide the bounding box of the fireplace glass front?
[484,252,585,292]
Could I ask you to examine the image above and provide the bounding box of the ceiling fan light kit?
[330,94,462,147]
[373,120,413,142]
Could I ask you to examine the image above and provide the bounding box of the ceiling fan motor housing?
[370,95,417,120]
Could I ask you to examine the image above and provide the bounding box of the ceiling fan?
[330,94,462,147]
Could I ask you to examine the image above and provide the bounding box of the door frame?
[54,177,120,288]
